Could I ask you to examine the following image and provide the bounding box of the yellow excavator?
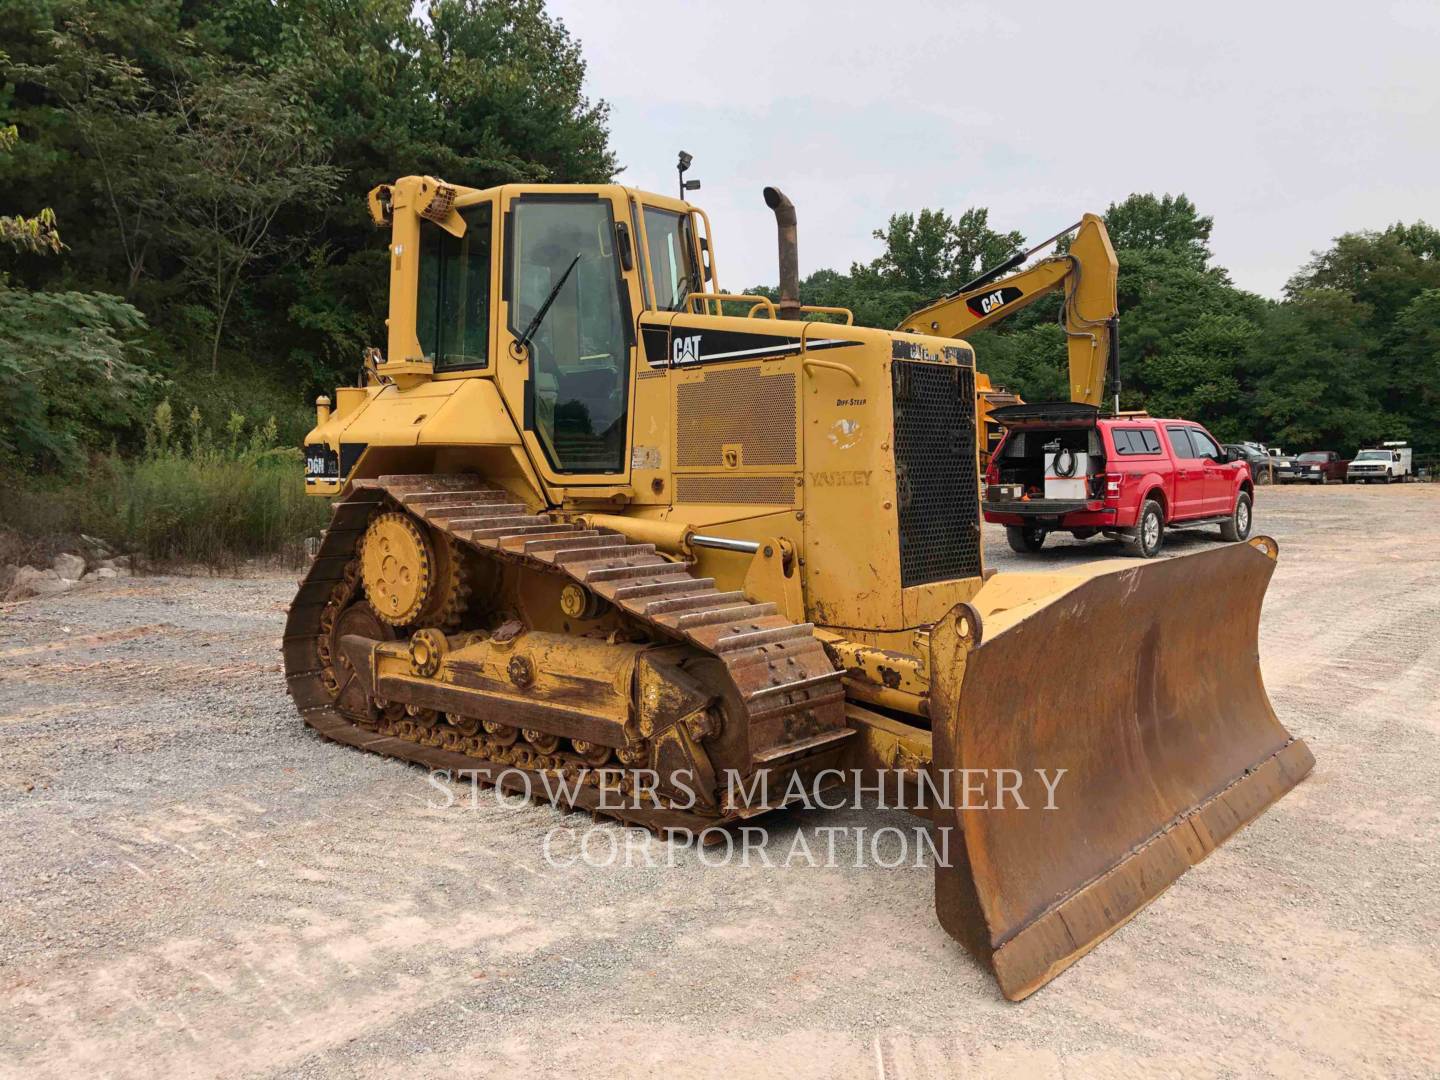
[286,174,1312,1000]
[898,213,1120,460]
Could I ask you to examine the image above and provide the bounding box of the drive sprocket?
[359,511,468,628]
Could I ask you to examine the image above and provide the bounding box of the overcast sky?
[544,0,1439,299]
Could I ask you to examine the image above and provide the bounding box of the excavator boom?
[898,213,1120,408]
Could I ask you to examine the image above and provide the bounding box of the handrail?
[798,319,860,384]
[746,301,855,324]
[688,292,776,318]
[799,304,854,325]
[800,357,861,385]
[688,206,718,313]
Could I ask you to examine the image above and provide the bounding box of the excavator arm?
[897,213,1120,407]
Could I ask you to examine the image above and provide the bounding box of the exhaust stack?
[763,186,801,321]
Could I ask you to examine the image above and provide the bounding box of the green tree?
[0,125,61,253]
[0,116,153,469]
[1278,223,1440,453]
[1254,289,1394,450]
[165,68,342,373]
[0,284,154,467]
[2,0,617,392]
[1388,289,1440,426]
[1104,192,1213,269]
[855,206,1024,298]
[11,21,173,295]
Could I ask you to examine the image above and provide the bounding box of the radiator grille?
[676,367,797,467]
[891,360,981,587]
[676,476,796,505]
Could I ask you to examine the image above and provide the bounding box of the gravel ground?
[1,483,1437,1078]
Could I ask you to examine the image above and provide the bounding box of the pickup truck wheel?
[1135,500,1164,559]
[1006,525,1047,554]
[1221,491,1252,541]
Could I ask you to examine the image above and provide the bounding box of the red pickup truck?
[983,403,1255,558]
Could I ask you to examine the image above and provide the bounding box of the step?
[425,502,528,522]
[400,489,508,507]
[583,560,673,584]
[523,532,620,555]
[714,623,816,653]
[744,670,847,703]
[554,543,656,565]
[378,473,480,492]
[440,514,541,532]
[643,590,743,616]
[472,524,576,543]
[674,603,778,630]
[612,576,714,602]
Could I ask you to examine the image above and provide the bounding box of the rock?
[52,552,87,581]
[83,567,119,581]
[79,533,115,563]
[5,566,72,601]
[110,555,132,571]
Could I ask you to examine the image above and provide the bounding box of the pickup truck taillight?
[1103,472,1122,501]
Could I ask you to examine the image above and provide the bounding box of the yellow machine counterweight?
[284,173,1311,1000]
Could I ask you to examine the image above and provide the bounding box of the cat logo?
[672,334,702,365]
[966,286,1023,318]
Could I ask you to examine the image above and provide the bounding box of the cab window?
[643,207,698,311]
[1165,426,1196,457]
[509,197,631,474]
[1187,428,1222,459]
[417,202,492,370]
[1111,426,1161,455]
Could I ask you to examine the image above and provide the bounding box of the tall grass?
[1,402,331,570]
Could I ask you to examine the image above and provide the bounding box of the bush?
[0,282,157,471]
[0,402,331,570]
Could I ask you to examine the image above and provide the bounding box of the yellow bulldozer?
[285,173,1312,1000]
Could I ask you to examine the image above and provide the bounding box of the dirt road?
[2,484,1437,1078]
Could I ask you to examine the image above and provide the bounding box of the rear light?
[1104,472,1122,500]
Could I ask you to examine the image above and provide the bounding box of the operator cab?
[374,176,711,487]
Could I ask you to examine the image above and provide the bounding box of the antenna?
[677,151,700,200]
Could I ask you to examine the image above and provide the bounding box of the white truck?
[1346,442,1413,483]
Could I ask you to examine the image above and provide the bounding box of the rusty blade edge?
[991,736,1316,1001]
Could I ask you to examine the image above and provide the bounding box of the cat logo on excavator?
[289,173,1312,1001]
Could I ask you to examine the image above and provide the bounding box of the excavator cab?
[291,174,1312,1002]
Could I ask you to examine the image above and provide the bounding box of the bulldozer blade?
[928,535,1313,1001]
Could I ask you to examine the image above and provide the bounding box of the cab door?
[499,190,641,490]
[1164,425,1206,518]
[1186,426,1234,514]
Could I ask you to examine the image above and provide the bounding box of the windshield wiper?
[513,251,581,359]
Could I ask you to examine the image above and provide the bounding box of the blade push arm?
[897,213,1119,407]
